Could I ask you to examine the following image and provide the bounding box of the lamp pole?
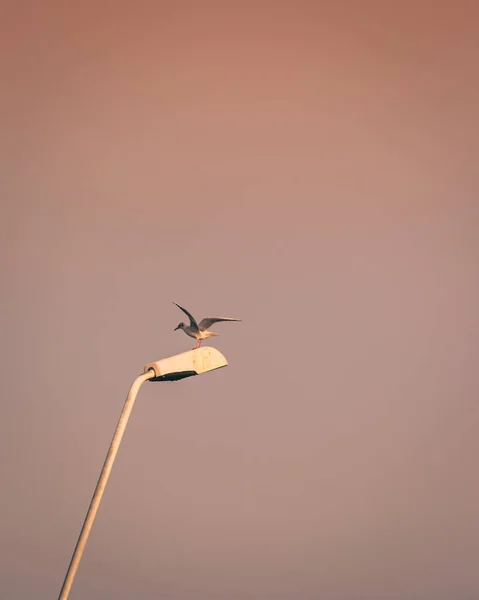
[57,369,155,600]
[57,347,228,600]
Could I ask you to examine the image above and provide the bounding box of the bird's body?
[173,302,241,348]
[182,327,219,341]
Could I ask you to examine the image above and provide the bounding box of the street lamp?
[57,346,228,600]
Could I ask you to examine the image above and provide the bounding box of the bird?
[173,302,241,349]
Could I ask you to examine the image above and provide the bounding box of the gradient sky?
[1,2,478,599]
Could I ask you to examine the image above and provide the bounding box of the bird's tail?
[203,331,219,338]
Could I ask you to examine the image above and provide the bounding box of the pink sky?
[1,2,478,599]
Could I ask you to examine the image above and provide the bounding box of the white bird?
[173,302,241,349]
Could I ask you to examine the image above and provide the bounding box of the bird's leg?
[194,338,201,350]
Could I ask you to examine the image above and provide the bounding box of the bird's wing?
[198,317,241,331]
[173,302,199,332]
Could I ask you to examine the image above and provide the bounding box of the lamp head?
[145,347,228,382]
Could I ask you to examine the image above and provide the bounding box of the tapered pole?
[58,369,155,600]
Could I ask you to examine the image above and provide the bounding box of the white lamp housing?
[144,346,228,381]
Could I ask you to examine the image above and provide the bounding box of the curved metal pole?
[58,369,155,600]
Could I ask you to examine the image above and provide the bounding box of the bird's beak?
[174,325,180,331]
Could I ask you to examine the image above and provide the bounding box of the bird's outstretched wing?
[173,302,199,332]
[199,317,241,331]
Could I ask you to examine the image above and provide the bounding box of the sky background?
[1,1,478,599]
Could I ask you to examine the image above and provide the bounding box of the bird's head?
[174,322,185,331]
